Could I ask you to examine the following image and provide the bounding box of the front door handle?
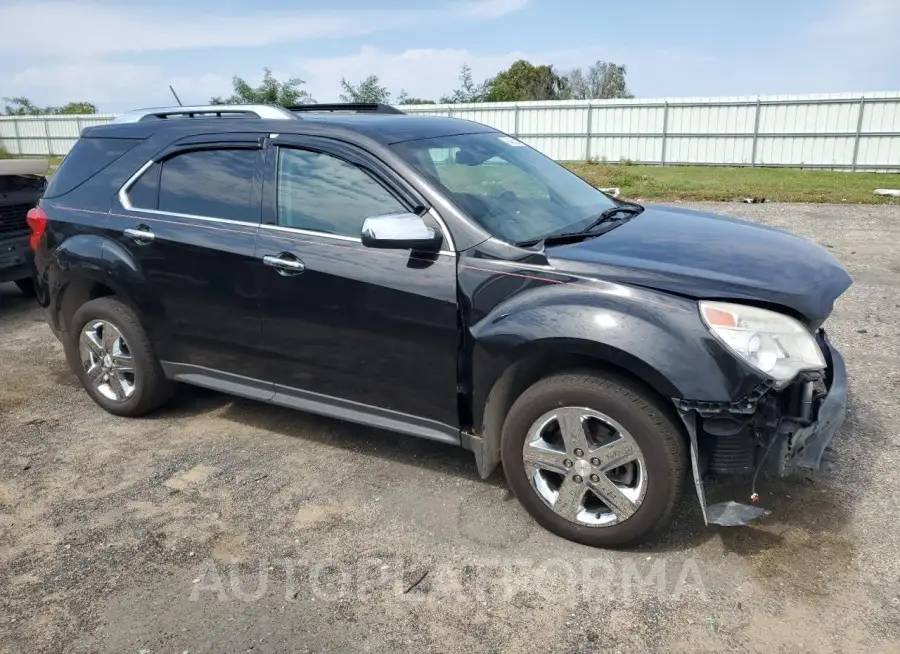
[123,225,155,243]
[262,253,305,276]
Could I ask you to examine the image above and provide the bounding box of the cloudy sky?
[1,0,899,113]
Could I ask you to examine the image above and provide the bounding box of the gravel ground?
[1,202,899,653]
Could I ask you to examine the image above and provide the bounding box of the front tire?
[501,371,687,548]
[65,297,173,417]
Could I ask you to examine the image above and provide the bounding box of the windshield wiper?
[514,203,644,248]
[579,203,644,233]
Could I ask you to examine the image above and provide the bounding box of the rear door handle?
[123,225,155,243]
[262,253,305,276]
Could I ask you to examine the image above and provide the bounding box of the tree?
[339,75,391,104]
[564,61,633,99]
[482,60,567,102]
[2,97,97,115]
[440,64,488,103]
[396,90,435,105]
[210,68,314,106]
[56,101,98,114]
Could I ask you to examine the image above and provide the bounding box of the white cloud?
[807,0,900,41]
[4,0,899,112]
[296,45,715,102]
[298,47,526,101]
[10,62,232,110]
[0,0,529,56]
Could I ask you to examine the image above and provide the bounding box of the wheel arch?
[471,339,685,480]
[48,235,153,336]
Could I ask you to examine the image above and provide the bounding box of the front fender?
[470,279,765,425]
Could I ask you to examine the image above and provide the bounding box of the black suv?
[31,103,851,547]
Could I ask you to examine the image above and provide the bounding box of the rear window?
[44,137,142,199]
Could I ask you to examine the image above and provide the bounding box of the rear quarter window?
[43,137,142,199]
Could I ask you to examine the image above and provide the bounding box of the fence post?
[851,96,866,172]
[513,103,520,138]
[12,118,22,155]
[76,116,84,138]
[43,118,52,156]
[585,104,593,161]
[750,97,762,166]
[660,101,669,165]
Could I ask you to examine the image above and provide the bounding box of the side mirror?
[360,212,443,250]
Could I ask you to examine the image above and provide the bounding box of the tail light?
[26,206,48,251]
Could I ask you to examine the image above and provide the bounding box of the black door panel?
[256,227,459,426]
[108,139,267,378]
[256,139,460,430]
[109,211,263,373]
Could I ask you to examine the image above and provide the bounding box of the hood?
[547,204,852,327]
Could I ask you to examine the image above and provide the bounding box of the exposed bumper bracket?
[677,409,771,527]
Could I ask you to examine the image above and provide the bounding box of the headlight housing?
[699,301,825,387]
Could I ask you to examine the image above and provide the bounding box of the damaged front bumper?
[773,333,847,476]
[675,330,848,526]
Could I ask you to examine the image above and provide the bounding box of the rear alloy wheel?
[501,372,687,547]
[79,319,137,403]
[66,297,173,417]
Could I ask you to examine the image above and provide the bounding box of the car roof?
[295,113,496,144]
[83,112,497,147]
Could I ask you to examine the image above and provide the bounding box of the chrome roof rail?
[287,103,405,115]
[110,104,297,124]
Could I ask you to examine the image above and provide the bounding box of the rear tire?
[501,371,687,548]
[65,297,173,417]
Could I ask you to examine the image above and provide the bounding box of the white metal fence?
[2,92,899,171]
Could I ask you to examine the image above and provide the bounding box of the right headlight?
[699,301,826,387]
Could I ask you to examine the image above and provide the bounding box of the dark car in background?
[0,159,48,297]
[28,103,851,547]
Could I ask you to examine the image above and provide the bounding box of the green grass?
[566,162,900,204]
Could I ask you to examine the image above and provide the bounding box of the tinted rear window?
[44,137,142,199]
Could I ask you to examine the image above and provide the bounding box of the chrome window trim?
[260,222,454,257]
[260,223,360,243]
[118,158,155,211]
[118,158,259,228]
[426,207,456,253]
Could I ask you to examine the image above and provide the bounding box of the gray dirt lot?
[1,202,899,653]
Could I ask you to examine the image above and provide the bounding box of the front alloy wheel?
[501,372,687,548]
[523,407,647,527]
[79,319,136,402]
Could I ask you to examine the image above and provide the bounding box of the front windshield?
[391,132,618,244]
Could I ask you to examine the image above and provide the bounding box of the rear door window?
[152,148,260,222]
